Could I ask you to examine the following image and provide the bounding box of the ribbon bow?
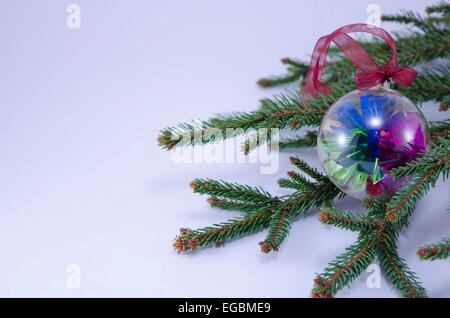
[302,24,418,98]
[354,65,418,90]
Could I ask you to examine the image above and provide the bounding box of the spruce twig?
[418,236,450,260]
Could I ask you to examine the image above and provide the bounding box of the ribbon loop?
[302,24,418,98]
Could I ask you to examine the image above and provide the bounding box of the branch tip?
[257,79,269,88]
[319,211,331,223]
[189,180,198,190]
[173,237,185,253]
[259,241,271,253]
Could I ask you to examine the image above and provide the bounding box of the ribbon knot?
[302,24,418,98]
[382,66,393,81]
[354,65,418,91]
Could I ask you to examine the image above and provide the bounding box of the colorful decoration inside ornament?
[317,87,429,199]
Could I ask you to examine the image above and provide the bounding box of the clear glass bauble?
[317,87,429,199]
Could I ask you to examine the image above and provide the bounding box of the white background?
[0,0,448,297]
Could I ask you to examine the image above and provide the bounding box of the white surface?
[0,0,448,297]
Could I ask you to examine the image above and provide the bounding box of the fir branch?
[190,179,277,204]
[393,67,450,105]
[426,1,450,15]
[278,131,317,149]
[178,166,341,253]
[426,1,450,27]
[259,208,294,253]
[389,141,450,179]
[385,170,438,223]
[377,237,428,298]
[257,58,308,88]
[285,171,317,190]
[277,178,305,191]
[173,211,273,252]
[382,10,440,32]
[259,178,340,253]
[257,70,302,88]
[417,236,450,260]
[386,142,449,223]
[158,90,330,151]
[440,100,450,111]
[363,198,389,219]
[280,57,309,69]
[277,178,303,191]
[313,238,376,297]
[430,119,450,141]
[319,207,378,232]
[289,156,329,182]
[207,197,271,213]
[240,120,283,154]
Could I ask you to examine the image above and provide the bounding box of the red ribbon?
[302,23,418,98]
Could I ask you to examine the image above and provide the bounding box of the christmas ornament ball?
[317,87,429,199]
